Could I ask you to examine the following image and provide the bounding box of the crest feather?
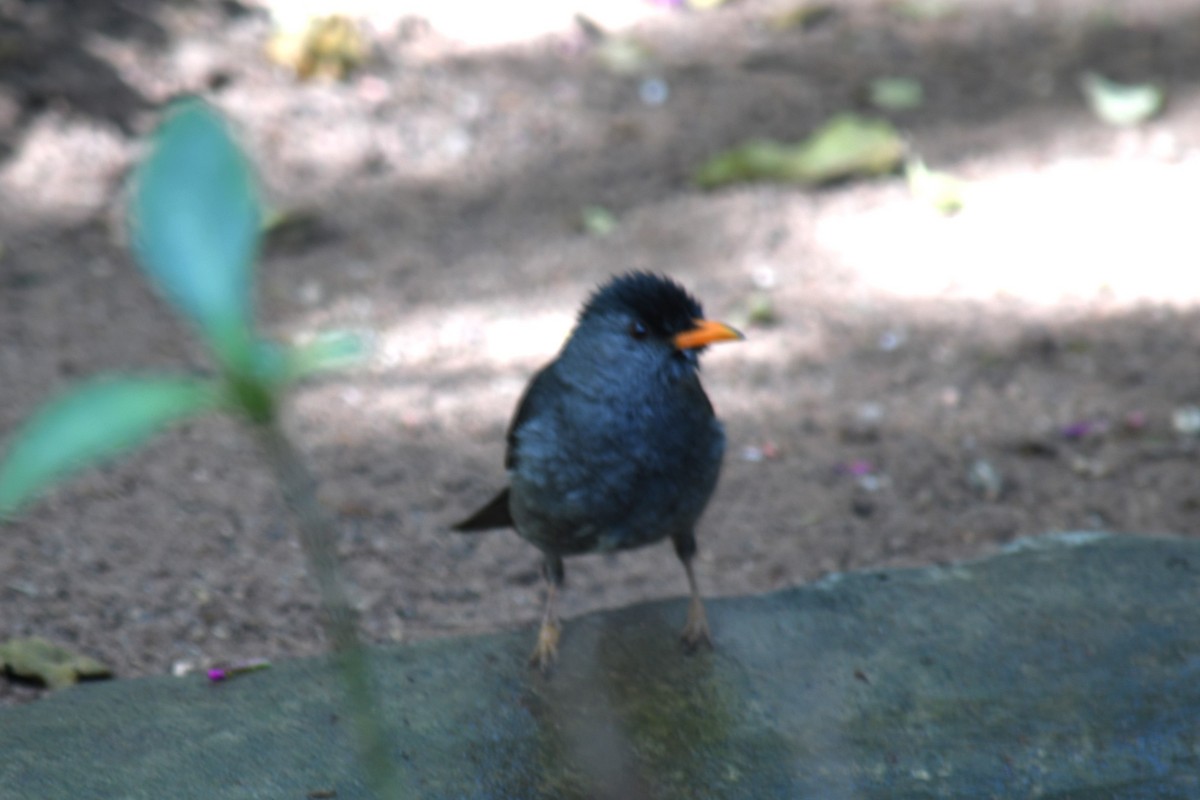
[579,272,703,337]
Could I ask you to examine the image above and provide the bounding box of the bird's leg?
[674,532,712,651]
[681,560,712,650]
[530,554,565,671]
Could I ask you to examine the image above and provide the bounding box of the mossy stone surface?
[2,533,1199,798]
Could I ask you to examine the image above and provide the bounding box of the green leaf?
[695,114,905,189]
[767,4,837,33]
[579,205,618,237]
[868,76,924,111]
[1079,71,1165,127]
[593,35,653,76]
[286,331,370,381]
[0,637,112,689]
[694,139,802,188]
[129,98,263,367]
[0,376,220,517]
[906,158,966,215]
[890,0,960,21]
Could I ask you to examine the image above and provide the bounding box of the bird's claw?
[529,618,561,672]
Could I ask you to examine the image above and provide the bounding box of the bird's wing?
[452,364,567,533]
[504,363,568,470]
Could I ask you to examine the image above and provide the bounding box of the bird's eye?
[629,321,649,340]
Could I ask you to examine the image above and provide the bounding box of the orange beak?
[673,319,745,351]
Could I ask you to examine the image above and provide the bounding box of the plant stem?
[257,421,403,799]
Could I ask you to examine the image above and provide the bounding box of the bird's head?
[566,272,743,378]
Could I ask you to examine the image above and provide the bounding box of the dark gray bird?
[453,272,743,670]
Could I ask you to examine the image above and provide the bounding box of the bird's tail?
[451,487,513,532]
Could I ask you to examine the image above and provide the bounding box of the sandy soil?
[5,0,1200,704]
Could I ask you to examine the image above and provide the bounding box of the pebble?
[639,77,669,106]
[1172,406,1200,436]
[967,459,1003,501]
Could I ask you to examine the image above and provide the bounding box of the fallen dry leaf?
[0,637,112,689]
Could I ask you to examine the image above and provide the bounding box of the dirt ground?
[5,0,1200,705]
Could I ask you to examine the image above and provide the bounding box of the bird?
[452,272,743,670]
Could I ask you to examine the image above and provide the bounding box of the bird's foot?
[680,595,713,652]
[528,618,561,672]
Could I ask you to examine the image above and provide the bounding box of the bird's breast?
[508,380,724,555]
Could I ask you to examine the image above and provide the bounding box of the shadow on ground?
[0,0,185,157]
